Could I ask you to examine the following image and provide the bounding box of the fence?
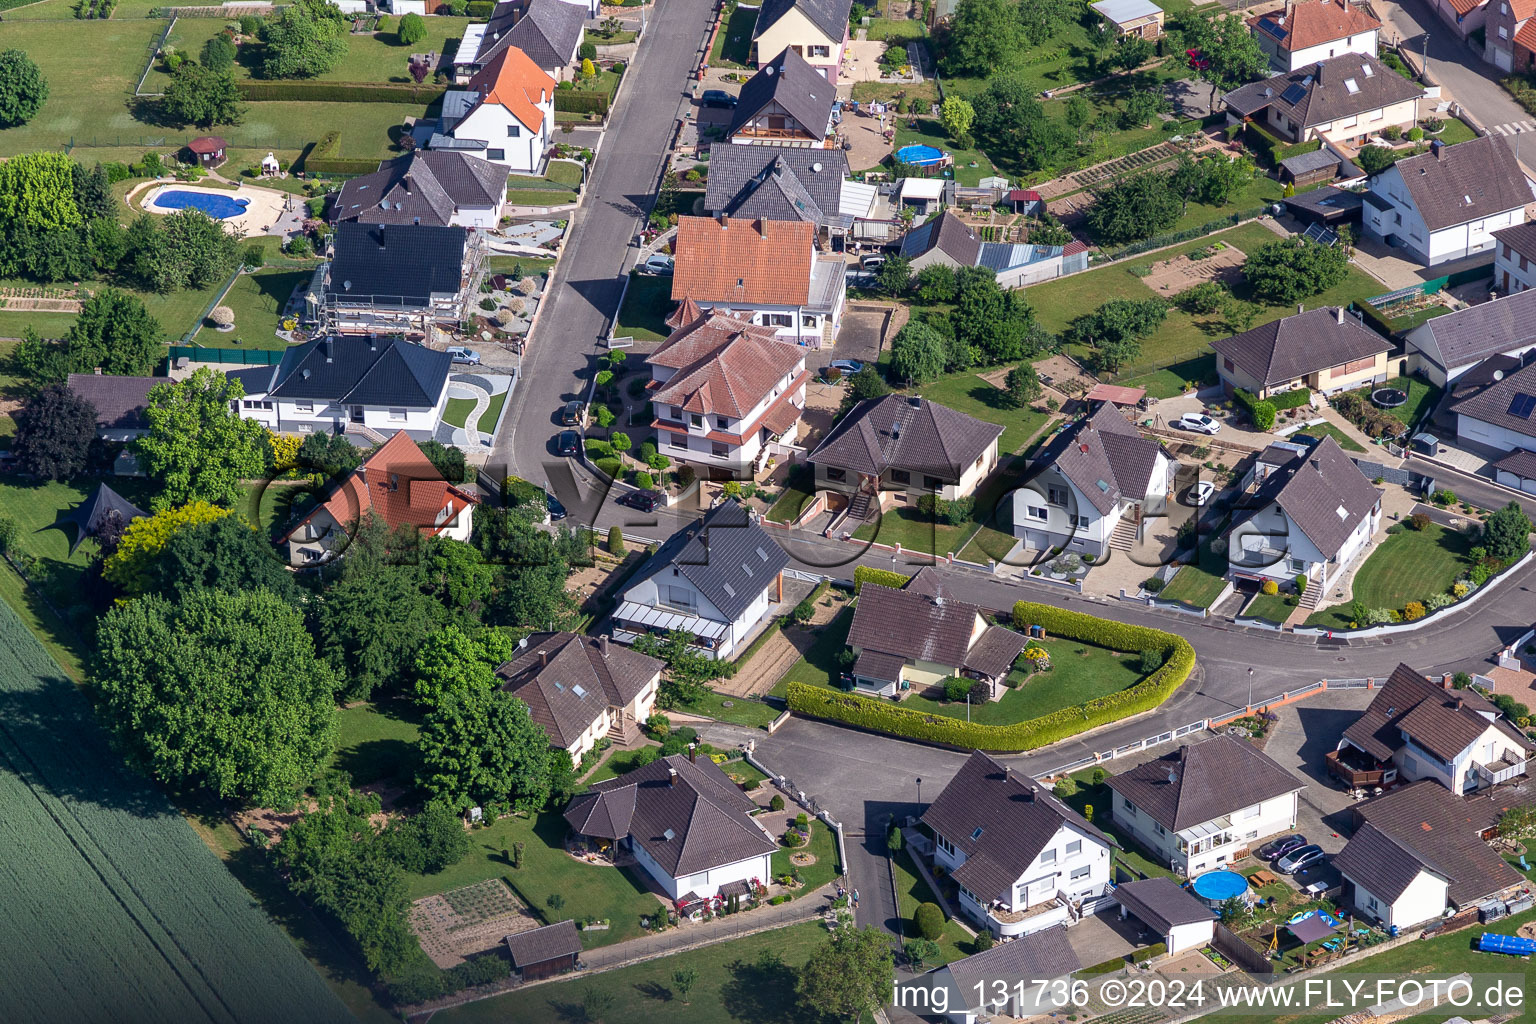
[166,344,286,365]
[1364,263,1495,309]
[66,134,314,153]
[134,16,178,97]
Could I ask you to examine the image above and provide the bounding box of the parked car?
[860,254,886,270]
[1276,843,1325,874]
[445,346,481,365]
[1175,412,1222,435]
[556,430,580,457]
[616,489,663,513]
[640,253,674,276]
[699,89,737,109]
[1188,480,1216,506]
[546,491,567,521]
[829,359,864,376]
[561,400,585,426]
[1257,834,1308,861]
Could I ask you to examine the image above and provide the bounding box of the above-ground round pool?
[152,189,251,220]
[1371,387,1408,408]
[1191,870,1248,904]
[895,143,945,166]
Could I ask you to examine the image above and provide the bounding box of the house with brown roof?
[1220,52,1422,145]
[807,394,1003,524]
[1329,663,1533,794]
[1404,286,1536,386]
[455,0,585,82]
[434,45,555,173]
[1114,877,1217,953]
[495,632,663,758]
[1106,734,1304,876]
[670,215,846,346]
[1013,404,1170,560]
[923,751,1116,937]
[563,752,778,902]
[504,920,581,980]
[1486,0,1536,70]
[1429,0,1489,38]
[66,372,160,441]
[1210,305,1391,400]
[1332,779,1527,928]
[1226,434,1381,594]
[1249,0,1382,72]
[280,432,478,564]
[1493,221,1536,294]
[845,572,1028,699]
[726,47,838,147]
[1450,355,1536,454]
[897,209,1093,288]
[1361,136,1534,267]
[333,151,509,231]
[645,309,809,479]
[898,926,1082,1023]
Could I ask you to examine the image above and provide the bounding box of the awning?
[1286,912,1338,944]
[853,649,906,683]
[614,601,728,640]
[1085,383,1147,406]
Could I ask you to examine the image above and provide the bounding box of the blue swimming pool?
[152,190,250,219]
[1191,870,1248,902]
[895,144,945,166]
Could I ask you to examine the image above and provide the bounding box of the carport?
[1115,877,1218,955]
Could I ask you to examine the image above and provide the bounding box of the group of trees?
[940,0,1080,76]
[1242,236,1349,304]
[1087,154,1254,246]
[261,0,351,78]
[1066,298,1169,373]
[887,264,1055,385]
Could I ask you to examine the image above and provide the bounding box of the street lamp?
[1247,667,1255,710]
[916,777,923,806]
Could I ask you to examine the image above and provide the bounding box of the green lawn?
[1299,421,1365,453]
[506,174,580,196]
[1118,354,1219,399]
[502,189,581,207]
[765,466,817,523]
[1242,590,1296,623]
[668,688,783,727]
[432,921,842,1024]
[0,273,226,348]
[1346,374,1442,429]
[402,811,660,947]
[914,373,1049,455]
[772,605,854,697]
[1034,223,1382,380]
[584,742,661,784]
[193,269,310,350]
[851,504,973,555]
[891,848,974,965]
[1159,562,1229,609]
[615,272,674,340]
[896,638,1145,724]
[893,117,997,186]
[710,2,758,67]
[770,819,841,895]
[328,702,420,788]
[868,17,928,41]
[543,161,586,187]
[1304,522,1475,629]
[1434,116,1480,144]
[1058,776,1176,880]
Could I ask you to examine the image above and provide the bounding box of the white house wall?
[631,840,774,900]
[1112,790,1299,875]
[1344,868,1448,928]
[1166,920,1216,954]
[1268,30,1380,71]
[1458,413,1536,455]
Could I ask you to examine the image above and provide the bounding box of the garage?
[1115,877,1218,955]
[1493,449,1536,494]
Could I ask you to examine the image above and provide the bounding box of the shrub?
[943,677,975,702]
[1407,126,1424,141]
[1403,600,1426,621]
[607,525,624,555]
[1261,579,1279,596]
[1409,512,1431,530]
[913,902,944,940]
[579,40,597,61]
[1141,576,1166,593]
[594,456,621,478]
[1138,648,1164,674]
[769,794,785,811]
[1251,400,1276,432]
[635,471,654,489]
[1433,489,1457,506]
[853,565,911,594]
[1294,575,1308,596]
[792,599,815,624]
[1380,124,1402,141]
[1052,777,1076,799]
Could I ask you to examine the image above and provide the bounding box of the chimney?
[539,650,548,668]
[1298,303,1305,314]
[668,767,679,787]
[1336,306,1345,325]
[93,367,102,375]
[688,742,697,763]
[1453,695,1464,710]
[717,212,729,229]
[1431,139,1446,159]
[599,635,610,657]
[1315,60,1325,82]
[909,395,922,408]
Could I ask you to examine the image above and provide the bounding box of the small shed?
[187,136,228,168]
[1278,148,1344,188]
[1007,188,1043,215]
[1085,383,1147,409]
[1281,185,1365,229]
[1090,0,1165,39]
[898,177,946,214]
[261,152,281,176]
[505,920,582,980]
[1115,877,1217,954]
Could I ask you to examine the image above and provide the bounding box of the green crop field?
[0,600,352,1023]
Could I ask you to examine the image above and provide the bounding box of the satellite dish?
[343,280,352,291]
[1167,770,1179,784]
[1495,370,1506,380]
[765,64,776,75]
[811,162,822,172]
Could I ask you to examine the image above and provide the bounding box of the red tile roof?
[1251,0,1380,50]
[1446,0,1486,15]
[1516,17,1536,53]
[647,312,805,418]
[671,216,815,306]
[283,432,478,542]
[467,45,555,133]
[1513,0,1536,22]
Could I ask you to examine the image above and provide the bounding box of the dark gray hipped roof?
[1451,356,1536,441]
[1221,53,1421,130]
[1407,287,1536,374]
[334,151,507,228]
[65,373,159,432]
[898,210,982,266]
[921,751,1113,900]
[58,483,147,556]
[504,919,582,967]
[753,0,853,45]
[848,579,984,667]
[1034,405,1162,516]
[1331,820,1429,903]
[1495,448,1536,481]
[1262,435,1380,560]
[1493,221,1536,262]
[564,753,777,876]
[1105,734,1302,832]
[1385,136,1532,232]
[728,47,836,141]
[1115,877,1217,934]
[1341,663,1531,763]
[1210,306,1389,389]
[497,632,662,749]
[622,500,790,622]
[702,145,848,226]
[246,334,451,408]
[809,394,1002,481]
[329,221,467,306]
[1283,184,1366,220]
[476,0,584,69]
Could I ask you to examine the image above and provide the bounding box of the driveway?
[1253,688,1377,854]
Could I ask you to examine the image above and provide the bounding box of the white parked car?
[1189,480,1215,506]
[860,254,886,270]
[446,346,482,365]
[1175,412,1222,434]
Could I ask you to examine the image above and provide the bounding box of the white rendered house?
[437,45,554,173]
[494,632,663,758]
[1249,0,1382,71]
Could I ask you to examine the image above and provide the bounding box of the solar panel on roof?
[1510,393,1536,419]
[1280,83,1308,105]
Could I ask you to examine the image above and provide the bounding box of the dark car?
[1258,834,1308,861]
[616,489,663,513]
[1276,843,1325,875]
[700,89,738,109]
[561,400,584,426]
[557,430,580,456]
[546,492,567,521]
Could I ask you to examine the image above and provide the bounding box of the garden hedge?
[465,0,493,15]
[853,565,911,594]
[786,602,1195,752]
[239,82,446,104]
[300,132,383,176]
[554,89,610,115]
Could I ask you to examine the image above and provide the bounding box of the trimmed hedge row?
[466,0,493,14]
[554,89,611,115]
[785,603,1195,751]
[238,82,447,104]
[301,132,382,176]
[853,565,911,594]
[1266,387,1313,411]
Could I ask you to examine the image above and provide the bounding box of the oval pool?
[895,144,945,166]
[152,189,251,220]
[1191,869,1247,903]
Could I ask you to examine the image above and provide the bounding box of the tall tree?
[939,96,975,147]
[1003,363,1043,409]
[0,49,48,129]
[1197,153,1254,205]
[411,625,512,706]
[0,151,80,231]
[1113,33,1154,71]
[201,34,237,72]
[12,289,164,383]
[972,74,1075,172]
[136,208,240,292]
[133,368,270,509]
[1183,13,1270,108]
[890,321,946,385]
[150,514,302,604]
[261,0,350,78]
[103,501,231,594]
[474,508,579,629]
[1242,237,1348,303]
[11,384,97,481]
[416,536,494,618]
[1067,298,1169,373]
[1085,170,1182,245]
[800,926,896,1022]
[1484,501,1533,563]
[162,62,246,130]
[396,11,427,45]
[296,430,365,478]
[71,163,114,222]
[941,0,1022,75]
[417,686,563,813]
[93,588,338,806]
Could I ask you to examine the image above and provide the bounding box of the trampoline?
[1191,870,1247,904]
[895,144,945,166]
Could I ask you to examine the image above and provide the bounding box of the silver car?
[1276,844,1325,874]
[446,346,481,365]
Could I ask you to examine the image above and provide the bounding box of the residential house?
[319,221,481,334]
[727,47,838,147]
[456,0,585,82]
[1450,356,1536,453]
[1431,0,1490,38]
[1329,663,1533,793]
[228,333,453,441]
[844,574,1028,698]
[564,753,778,901]
[1493,221,1536,293]
[332,151,509,231]
[1114,878,1217,954]
[435,45,555,173]
[897,926,1082,1024]
[807,394,1003,522]
[611,500,791,659]
[1221,53,1422,145]
[1249,0,1382,72]
[1226,435,1382,593]
[897,209,1090,288]
[1485,0,1536,71]
[923,751,1117,937]
[1333,779,1526,928]
[645,308,809,479]
[504,920,581,981]
[278,432,477,564]
[701,144,853,246]
[1014,404,1169,560]
[1106,735,1305,876]
[66,372,158,441]
[1282,182,1368,227]
[1361,136,1533,266]
[1210,305,1391,400]
[670,215,846,346]
[1404,286,1536,384]
[751,0,852,83]
[494,632,663,759]
[1090,0,1165,39]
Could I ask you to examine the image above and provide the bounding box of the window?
[388,408,406,422]
[936,834,954,854]
[801,315,817,328]
[1047,486,1069,506]
[1039,848,1057,866]
[1366,895,1378,911]
[923,475,943,490]
[809,44,830,57]
[1070,865,1092,881]
[297,422,313,433]
[667,586,695,607]
[1027,505,1048,520]
[1500,24,1509,38]
[763,313,792,327]
[711,442,729,457]
[826,467,846,482]
[1066,839,1082,856]
[1370,108,1384,121]
[487,148,506,160]
[293,401,314,414]
[1290,558,1307,573]
[1072,514,1090,528]
[1223,357,1234,372]
[506,124,521,137]
[690,414,704,428]
[716,416,728,429]
[891,469,911,484]
[1154,822,1165,836]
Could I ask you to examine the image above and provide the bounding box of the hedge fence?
[785,602,1196,751]
[237,82,447,104]
[554,89,611,116]
[852,565,911,594]
[299,131,381,176]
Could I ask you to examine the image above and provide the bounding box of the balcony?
[986,898,1069,937]
[1326,747,1394,788]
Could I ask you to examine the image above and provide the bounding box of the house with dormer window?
[1220,52,1421,145]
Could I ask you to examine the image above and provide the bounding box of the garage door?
[1497,46,1514,72]
[1024,529,1049,551]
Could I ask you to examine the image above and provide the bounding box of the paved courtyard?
[1255,686,1377,855]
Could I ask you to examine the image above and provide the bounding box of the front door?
[350,405,364,423]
